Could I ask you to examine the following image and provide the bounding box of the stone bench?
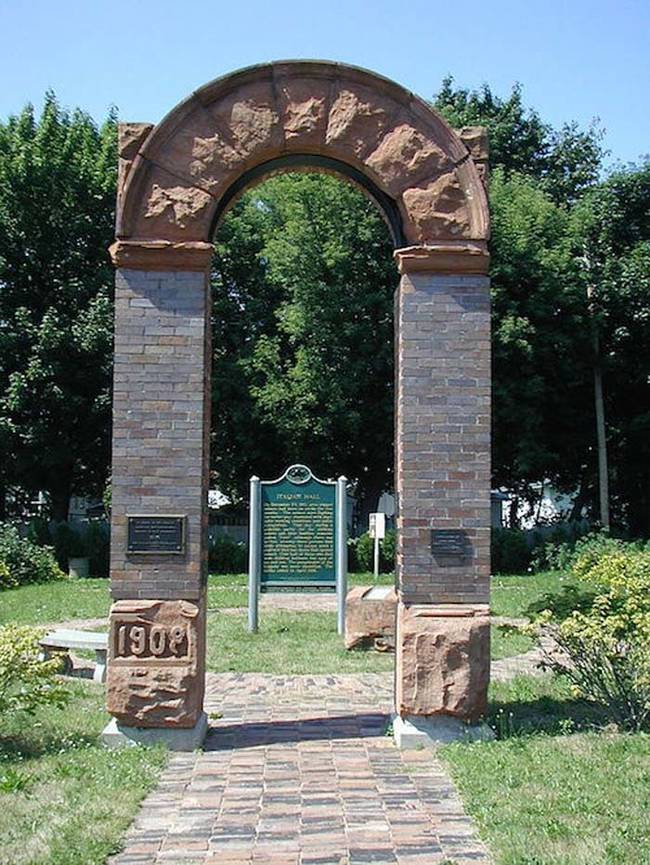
[39,629,108,684]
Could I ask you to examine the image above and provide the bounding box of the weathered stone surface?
[151,106,239,194]
[118,122,154,161]
[278,77,329,146]
[130,165,214,241]
[207,80,282,162]
[395,603,490,721]
[366,123,451,194]
[345,586,397,650]
[326,85,396,159]
[145,182,213,231]
[106,598,205,728]
[117,63,490,244]
[457,126,489,162]
[117,123,153,210]
[401,170,471,241]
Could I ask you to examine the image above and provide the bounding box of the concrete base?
[102,711,208,751]
[393,713,495,748]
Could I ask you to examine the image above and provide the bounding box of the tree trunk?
[587,283,610,530]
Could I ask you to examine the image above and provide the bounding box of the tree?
[489,168,594,516]
[571,162,650,534]
[433,77,604,202]
[0,94,116,519]
[211,173,397,517]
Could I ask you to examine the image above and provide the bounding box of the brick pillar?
[104,243,213,742]
[393,243,491,726]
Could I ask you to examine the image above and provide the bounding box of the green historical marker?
[248,465,347,635]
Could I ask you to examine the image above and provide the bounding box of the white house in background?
[500,482,583,529]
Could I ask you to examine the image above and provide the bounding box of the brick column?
[103,242,213,746]
[393,243,491,731]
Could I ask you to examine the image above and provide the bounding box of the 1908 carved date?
[114,622,189,659]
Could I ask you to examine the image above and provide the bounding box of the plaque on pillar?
[126,515,186,555]
[430,529,472,564]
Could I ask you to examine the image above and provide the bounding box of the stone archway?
[104,61,491,749]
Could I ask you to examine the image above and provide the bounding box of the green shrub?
[0,561,17,590]
[535,545,650,731]
[491,527,531,574]
[355,532,374,571]
[27,518,110,577]
[381,529,396,567]
[0,524,66,590]
[85,520,110,578]
[350,530,395,573]
[531,528,631,573]
[208,534,247,574]
[0,625,69,717]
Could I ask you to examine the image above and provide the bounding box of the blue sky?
[1,0,648,167]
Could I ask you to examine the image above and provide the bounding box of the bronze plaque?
[431,529,472,563]
[127,515,185,554]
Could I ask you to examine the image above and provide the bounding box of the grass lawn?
[1,571,538,673]
[490,571,580,619]
[0,681,166,865]
[2,569,567,626]
[441,675,650,865]
[205,609,532,673]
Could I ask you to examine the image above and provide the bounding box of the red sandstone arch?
[110,61,490,271]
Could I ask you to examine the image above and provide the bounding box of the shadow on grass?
[524,584,596,621]
[487,691,607,739]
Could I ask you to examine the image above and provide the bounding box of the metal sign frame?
[247,465,348,635]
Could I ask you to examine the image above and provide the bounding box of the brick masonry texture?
[110,268,211,602]
[109,672,492,865]
[395,273,491,606]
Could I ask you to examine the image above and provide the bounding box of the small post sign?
[248,465,348,635]
[369,512,386,577]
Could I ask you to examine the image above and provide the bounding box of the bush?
[536,545,650,731]
[531,528,631,573]
[27,518,110,577]
[0,625,69,717]
[208,534,247,574]
[85,520,110,578]
[491,527,531,574]
[0,524,66,590]
[350,530,395,573]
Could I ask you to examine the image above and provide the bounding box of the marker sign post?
[369,512,386,578]
[248,465,348,635]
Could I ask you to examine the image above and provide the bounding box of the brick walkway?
[110,672,492,865]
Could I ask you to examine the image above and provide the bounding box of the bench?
[39,629,108,684]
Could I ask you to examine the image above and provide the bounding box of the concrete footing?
[393,713,495,748]
[102,711,208,751]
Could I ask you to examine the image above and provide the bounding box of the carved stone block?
[106,598,205,728]
[395,602,490,722]
[345,586,397,650]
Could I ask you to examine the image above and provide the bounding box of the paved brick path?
[110,672,492,865]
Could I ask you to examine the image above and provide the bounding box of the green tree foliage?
[489,169,594,509]
[212,173,397,512]
[435,79,649,533]
[571,162,650,534]
[433,76,604,202]
[0,94,116,519]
